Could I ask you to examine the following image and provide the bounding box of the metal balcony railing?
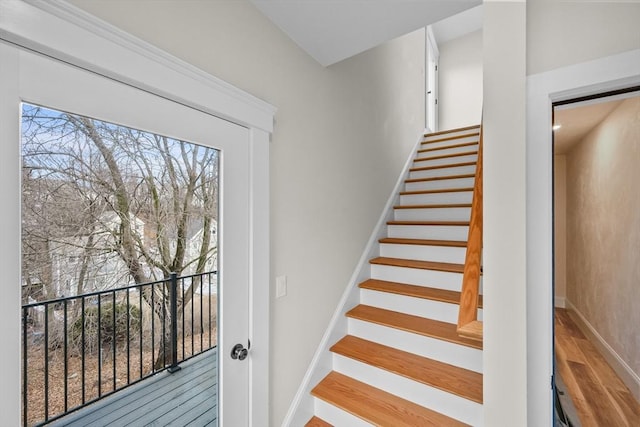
[21,271,217,426]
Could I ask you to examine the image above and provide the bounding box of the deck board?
[49,349,218,427]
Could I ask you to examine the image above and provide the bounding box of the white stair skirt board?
[379,242,466,264]
[348,318,482,373]
[333,355,483,426]
[394,206,471,222]
[314,398,373,427]
[400,191,473,205]
[360,288,477,324]
[417,143,478,158]
[387,224,469,241]
[413,154,478,168]
[405,177,475,192]
[409,164,476,180]
[370,264,462,292]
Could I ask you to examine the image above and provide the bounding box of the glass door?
[3,42,251,426]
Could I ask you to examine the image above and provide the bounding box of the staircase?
[304,125,484,426]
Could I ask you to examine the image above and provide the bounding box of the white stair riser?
[379,243,466,264]
[314,398,373,427]
[333,355,483,426]
[417,143,478,158]
[400,191,472,205]
[360,289,461,324]
[360,288,484,321]
[370,264,462,292]
[405,177,475,192]
[409,164,476,180]
[348,318,483,373]
[413,154,478,168]
[394,207,471,221]
[423,134,479,149]
[387,224,469,241]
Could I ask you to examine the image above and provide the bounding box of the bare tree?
[21,104,219,367]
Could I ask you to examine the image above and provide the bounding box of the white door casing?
[526,48,640,427]
[0,1,274,425]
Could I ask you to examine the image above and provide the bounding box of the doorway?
[426,26,439,133]
[552,89,640,426]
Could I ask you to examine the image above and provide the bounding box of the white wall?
[438,30,483,130]
[527,0,640,75]
[67,1,425,425]
[483,2,528,425]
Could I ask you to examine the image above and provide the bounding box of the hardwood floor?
[555,308,640,426]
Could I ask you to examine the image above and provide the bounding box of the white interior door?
[426,27,439,133]
[2,42,251,425]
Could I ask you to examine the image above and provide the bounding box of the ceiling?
[554,98,628,154]
[249,0,482,66]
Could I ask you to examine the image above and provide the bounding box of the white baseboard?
[554,297,566,308]
[565,300,640,402]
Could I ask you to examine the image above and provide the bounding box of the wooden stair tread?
[370,257,465,274]
[418,141,478,154]
[387,220,469,226]
[346,305,483,350]
[379,237,467,247]
[405,173,475,183]
[305,416,332,427]
[311,371,469,427]
[331,335,483,403]
[425,124,480,137]
[394,203,471,210]
[414,150,478,162]
[359,278,483,308]
[400,187,473,195]
[410,161,476,172]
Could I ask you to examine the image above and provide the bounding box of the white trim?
[526,48,640,427]
[565,300,640,402]
[0,0,277,132]
[554,297,566,308]
[0,1,275,425]
[248,128,271,426]
[281,131,424,426]
[426,25,440,58]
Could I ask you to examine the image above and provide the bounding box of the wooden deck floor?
[555,308,640,426]
[49,349,217,427]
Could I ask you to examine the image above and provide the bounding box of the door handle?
[231,343,249,361]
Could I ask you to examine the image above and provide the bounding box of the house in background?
[1,0,639,425]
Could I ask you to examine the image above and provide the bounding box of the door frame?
[0,1,275,425]
[526,48,640,426]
